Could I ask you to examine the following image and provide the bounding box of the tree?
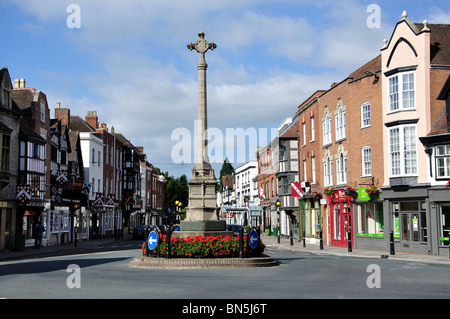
[165,174,189,209]
[218,157,234,189]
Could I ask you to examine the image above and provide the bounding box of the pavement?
[261,234,450,265]
[0,235,135,262]
[0,233,449,265]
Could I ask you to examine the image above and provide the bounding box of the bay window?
[388,72,415,113]
[389,124,417,177]
[436,144,450,178]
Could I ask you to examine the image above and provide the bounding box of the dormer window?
[40,101,46,122]
[2,88,11,109]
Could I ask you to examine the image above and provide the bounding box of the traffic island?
[129,255,279,269]
[131,230,278,269]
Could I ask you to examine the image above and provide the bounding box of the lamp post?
[175,201,182,224]
[244,196,249,226]
[276,199,281,244]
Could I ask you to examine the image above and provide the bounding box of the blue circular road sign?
[249,229,259,249]
[148,231,158,250]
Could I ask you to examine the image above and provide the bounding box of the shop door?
[331,203,353,248]
[399,213,423,251]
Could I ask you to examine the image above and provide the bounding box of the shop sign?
[331,189,350,203]
[291,182,303,197]
[358,187,370,201]
[16,184,31,204]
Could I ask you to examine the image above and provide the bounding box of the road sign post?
[148,230,159,255]
[249,228,259,250]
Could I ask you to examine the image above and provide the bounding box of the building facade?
[0,68,21,251]
[380,14,450,255]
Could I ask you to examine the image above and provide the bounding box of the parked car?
[132,225,158,240]
[226,224,248,236]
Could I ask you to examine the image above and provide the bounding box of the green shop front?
[381,184,430,255]
[354,187,386,251]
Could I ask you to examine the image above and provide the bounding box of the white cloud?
[427,7,450,24]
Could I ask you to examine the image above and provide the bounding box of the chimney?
[14,79,26,88]
[85,111,98,129]
[54,103,70,127]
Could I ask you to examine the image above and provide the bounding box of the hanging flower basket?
[323,187,333,196]
[446,179,450,188]
[311,191,321,200]
[344,186,357,198]
[366,184,380,199]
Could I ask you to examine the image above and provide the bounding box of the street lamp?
[243,196,249,226]
[175,201,182,222]
[276,199,281,244]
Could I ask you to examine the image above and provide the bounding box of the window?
[361,102,371,128]
[335,107,346,140]
[303,160,307,182]
[357,203,384,237]
[388,72,415,112]
[311,156,316,184]
[2,89,11,109]
[439,204,450,246]
[436,145,450,178]
[40,101,45,122]
[388,76,399,111]
[302,122,306,146]
[310,116,315,141]
[362,146,372,176]
[323,155,333,186]
[322,113,332,146]
[336,152,347,184]
[1,135,10,171]
[389,125,417,176]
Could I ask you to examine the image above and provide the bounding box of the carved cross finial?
[187,31,217,55]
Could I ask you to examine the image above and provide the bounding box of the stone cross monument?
[176,31,229,237]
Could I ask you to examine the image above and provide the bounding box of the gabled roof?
[69,115,95,132]
[382,16,450,65]
[19,123,46,144]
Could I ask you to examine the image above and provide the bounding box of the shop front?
[382,185,430,255]
[328,189,353,248]
[427,186,450,256]
[299,195,322,244]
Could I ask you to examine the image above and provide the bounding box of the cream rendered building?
[381,12,450,255]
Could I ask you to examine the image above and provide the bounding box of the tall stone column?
[176,31,229,237]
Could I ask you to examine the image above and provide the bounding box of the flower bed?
[142,234,266,258]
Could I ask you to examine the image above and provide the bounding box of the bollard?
[319,229,324,250]
[390,230,395,255]
[348,229,352,252]
[239,227,244,259]
[302,228,306,248]
[290,230,293,246]
[165,226,172,259]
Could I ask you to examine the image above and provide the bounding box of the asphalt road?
[0,240,449,301]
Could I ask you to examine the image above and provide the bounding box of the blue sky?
[1,0,449,178]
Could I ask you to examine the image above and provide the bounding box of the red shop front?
[328,190,353,248]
